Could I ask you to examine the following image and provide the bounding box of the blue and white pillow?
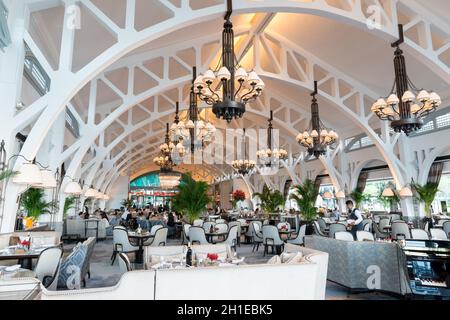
[58,243,87,289]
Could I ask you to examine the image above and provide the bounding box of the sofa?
[40,244,329,300]
[305,235,411,295]
[65,219,106,240]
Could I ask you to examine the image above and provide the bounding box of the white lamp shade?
[64,181,82,195]
[336,190,346,199]
[84,187,98,198]
[399,186,413,197]
[382,187,395,197]
[38,170,57,188]
[12,163,42,185]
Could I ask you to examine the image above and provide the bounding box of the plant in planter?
[20,188,55,228]
[63,196,77,217]
[350,189,370,209]
[376,182,400,212]
[412,182,439,227]
[253,186,285,217]
[231,189,246,209]
[120,198,133,208]
[172,173,211,224]
[290,179,318,235]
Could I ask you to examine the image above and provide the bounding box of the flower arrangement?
[231,189,246,208]
[207,253,219,261]
[279,224,288,231]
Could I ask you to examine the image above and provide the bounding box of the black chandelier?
[371,24,441,135]
[170,67,216,154]
[232,128,256,175]
[257,110,288,166]
[296,81,338,158]
[153,123,177,173]
[194,0,264,122]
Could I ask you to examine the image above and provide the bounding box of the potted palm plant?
[172,173,211,224]
[63,196,77,217]
[20,188,55,229]
[253,186,285,221]
[290,179,318,235]
[412,182,439,228]
[350,189,369,210]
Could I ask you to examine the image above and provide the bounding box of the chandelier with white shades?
[168,102,187,163]
[232,128,256,175]
[153,124,180,173]
[371,24,441,135]
[257,110,288,166]
[296,81,338,158]
[193,0,264,123]
[170,68,216,154]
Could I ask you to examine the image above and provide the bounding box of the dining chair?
[146,227,168,247]
[390,214,402,222]
[193,219,204,227]
[245,221,261,243]
[363,220,373,232]
[430,228,448,240]
[34,247,63,291]
[182,223,191,244]
[443,221,450,238]
[356,231,375,242]
[118,252,132,273]
[188,226,209,245]
[378,218,391,232]
[328,223,347,239]
[228,221,241,246]
[372,222,389,239]
[317,218,328,233]
[142,225,164,245]
[111,226,139,265]
[263,219,270,225]
[287,224,306,246]
[217,225,239,251]
[391,221,411,240]
[334,231,355,241]
[211,223,228,243]
[262,225,284,256]
[252,223,264,252]
[313,221,326,237]
[215,219,226,224]
[411,228,429,240]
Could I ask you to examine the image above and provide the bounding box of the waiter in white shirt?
[121,208,130,221]
[346,200,363,239]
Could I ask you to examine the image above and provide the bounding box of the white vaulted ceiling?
[19,0,450,191]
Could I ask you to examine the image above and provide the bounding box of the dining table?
[0,245,53,269]
[204,231,228,243]
[127,231,153,264]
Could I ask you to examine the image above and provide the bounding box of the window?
[436,113,450,129]
[24,44,51,95]
[0,0,11,51]
[65,107,80,138]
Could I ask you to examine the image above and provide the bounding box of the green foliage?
[350,189,370,209]
[20,188,55,219]
[290,179,318,222]
[63,196,77,216]
[120,198,132,208]
[0,170,17,181]
[412,182,440,218]
[253,186,285,214]
[172,173,211,224]
[376,182,399,212]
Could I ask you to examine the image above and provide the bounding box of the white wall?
[107,175,129,210]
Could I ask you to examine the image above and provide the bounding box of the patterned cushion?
[58,243,87,289]
[266,255,282,265]
[284,252,306,264]
[280,251,302,263]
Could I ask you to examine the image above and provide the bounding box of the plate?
[5,265,21,272]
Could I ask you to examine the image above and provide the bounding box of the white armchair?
[182,224,191,244]
[111,227,139,265]
[411,228,429,240]
[118,253,132,273]
[34,247,63,291]
[356,231,374,242]
[217,225,238,251]
[430,228,448,240]
[287,224,306,246]
[193,219,204,227]
[188,226,209,245]
[262,225,284,256]
[145,227,168,247]
[334,231,354,241]
[144,225,163,245]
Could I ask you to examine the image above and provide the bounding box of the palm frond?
[0,170,18,181]
[290,179,318,222]
[253,186,285,213]
[20,188,55,219]
[412,182,439,217]
[64,196,77,215]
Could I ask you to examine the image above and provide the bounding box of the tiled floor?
[67,237,397,300]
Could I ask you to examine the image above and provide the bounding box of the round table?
[204,232,228,243]
[0,267,35,280]
[127,232,153,264]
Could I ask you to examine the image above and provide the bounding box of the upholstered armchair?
[262,225,284,256]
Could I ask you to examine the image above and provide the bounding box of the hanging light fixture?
[296,81,338,158]
[84,185,98,198]
[168,102,187,163]
[194,0,264,123]
[154,123,177,173]
[232,128,256,175]
[170,68,216,154]
[371,24,441,135]
[63,177,82,195]
[257,110,288,166]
